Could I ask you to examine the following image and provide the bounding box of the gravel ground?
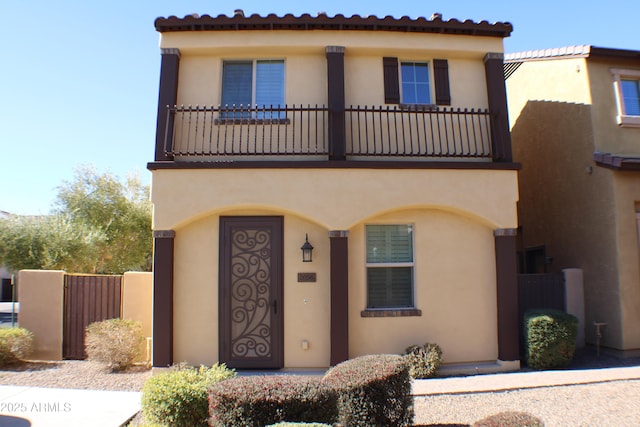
[0,360,151,391]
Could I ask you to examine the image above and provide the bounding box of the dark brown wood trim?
[330,230,349,366]
[148,160,522,171]
[155,14,513,38]
[152,230,175,367]
[155,49,180,162]
[383,57,400,104]
[326,46,346,161]
[484,53,513,162]
[494,228,519,361]
[433,59,451,106]
[594,152,640,171]
[360,308,422,317]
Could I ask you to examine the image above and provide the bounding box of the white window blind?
[221,60,284,119]
[366,225,414,308]
[621,79,640,116]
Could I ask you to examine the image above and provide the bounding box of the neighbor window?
[401,62,431,105]
[610,68,640,127]
[221,60,285,118]
[365,224,414,309]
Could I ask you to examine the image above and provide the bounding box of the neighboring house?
[148,11,520,370]
[505,46,640,355]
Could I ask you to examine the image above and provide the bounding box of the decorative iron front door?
[219,216,284,369]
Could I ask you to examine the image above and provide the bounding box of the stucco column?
[494,228,519,361]
[153,230,175,367]
[326,46,346,161]
[155,48,180,161]
[329,230,349,365]
[484,52,512,162]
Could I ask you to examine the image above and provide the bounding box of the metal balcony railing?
[163,104,494,160]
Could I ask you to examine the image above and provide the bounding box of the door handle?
[273,299,277,315]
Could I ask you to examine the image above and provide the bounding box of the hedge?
[321,354,414,427]
[525,309,578,369]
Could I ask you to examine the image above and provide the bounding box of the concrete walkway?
[413,365,640,396]
[0,386,140,427]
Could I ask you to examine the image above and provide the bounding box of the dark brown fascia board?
[594,152,640,171]
[154,13,512,38]
[147,160,521,171]
[589,46,640,60]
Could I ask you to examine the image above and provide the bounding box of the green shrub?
[85,318,143,371]
[142,363,234,427]
[473,411,544,427]
[0,327,34,367]
[321,354,414,427]
[404,342,443,378]
[525,309,578,369]
[209,375,335,427]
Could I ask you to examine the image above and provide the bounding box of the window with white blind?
[610,68,640,128]
[365,224,414,309]
[221,60,285,119]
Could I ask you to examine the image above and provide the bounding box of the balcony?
[161,104,507,164]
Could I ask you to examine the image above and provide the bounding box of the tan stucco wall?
[170,30,498,111]
[151,169,518,231]
[121,272,153,362]
[349,209,498,363]
[18,270,65,360]
[153,168,518,366]
[172,209,331,367]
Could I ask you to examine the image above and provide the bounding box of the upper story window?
[384,57,451,107]
[365,224,414,309]
[221,60,285,119]
[401,62,432,105]
[610,68,640,128]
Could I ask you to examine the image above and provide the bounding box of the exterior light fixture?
[301,234,314,262]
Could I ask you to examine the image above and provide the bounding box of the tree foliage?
[0,166,152,274]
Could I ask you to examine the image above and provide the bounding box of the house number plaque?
[297,273,317,283]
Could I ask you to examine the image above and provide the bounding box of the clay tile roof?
[154,12,513,38]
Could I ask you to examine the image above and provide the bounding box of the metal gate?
[63,274,122,360]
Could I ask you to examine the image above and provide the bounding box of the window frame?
[610,68,640,128]
[364,224,417,312]
[220,59,286,121]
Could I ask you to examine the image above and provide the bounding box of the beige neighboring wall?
[121,272,153,362]
[18,270,65,360]
[613,173,640,349]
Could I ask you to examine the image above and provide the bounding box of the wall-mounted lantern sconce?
[301,234,314,262]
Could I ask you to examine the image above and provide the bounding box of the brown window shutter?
[433,59,451,106]
[383,57,400,104]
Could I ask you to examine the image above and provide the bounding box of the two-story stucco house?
[148,11,520,371]
[506,46,640,355]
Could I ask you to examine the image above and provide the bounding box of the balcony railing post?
[326,46,346,160]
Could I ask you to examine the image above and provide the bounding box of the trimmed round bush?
[473,411,544,427]
[209,375,335,427]
[0,327,34,367]
[85,318,143,371]
[142,363,235,427]
[321,354,414,427]
[525,309,578,370]
[404,342,443,378]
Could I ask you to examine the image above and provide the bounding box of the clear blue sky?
[1,0,638,215]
